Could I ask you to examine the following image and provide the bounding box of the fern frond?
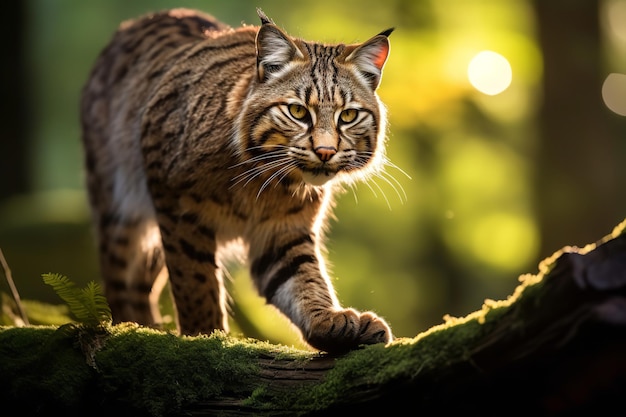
[79,281,112,326]
[42,273,84,318]
[42,273,112,327]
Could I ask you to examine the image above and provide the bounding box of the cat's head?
[235,10,392,188]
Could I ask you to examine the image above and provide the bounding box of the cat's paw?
[305,308,393,353]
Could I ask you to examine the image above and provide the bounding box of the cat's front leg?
[250,233,393,353]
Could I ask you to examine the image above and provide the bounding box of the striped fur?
[81,8,393,352]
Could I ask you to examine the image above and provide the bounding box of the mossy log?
[1,220,625,416]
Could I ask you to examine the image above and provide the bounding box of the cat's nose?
[314,146,337,162]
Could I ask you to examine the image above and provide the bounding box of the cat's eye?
[288,103,308,120]
[339,109,358,124]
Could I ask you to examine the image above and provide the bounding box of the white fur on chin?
[301,171,336,186]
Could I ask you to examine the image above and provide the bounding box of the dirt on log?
[1,220,625,416]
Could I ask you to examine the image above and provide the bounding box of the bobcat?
[80,8,394,353]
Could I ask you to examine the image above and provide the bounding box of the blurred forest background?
[1,0,625,349]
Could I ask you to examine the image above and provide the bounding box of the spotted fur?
[81,8,393,352]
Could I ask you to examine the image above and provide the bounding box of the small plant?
[42,273,112,328]
[43,273,113,368]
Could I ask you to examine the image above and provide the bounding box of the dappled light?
[467,50,512,95]
[602,73,626,116]
[601,0,626,117]
[447,212,539,271]
[602,0,626,43]
[439,138,538,272]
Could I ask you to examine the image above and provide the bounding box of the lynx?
[80,8,394,353]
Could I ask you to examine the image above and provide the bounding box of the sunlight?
[602,73,626,116]
[602,0,626,43]
[468,213,539,271]
[467,50,512,95]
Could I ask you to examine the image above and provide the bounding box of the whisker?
[347,182,359,205]
[358,151,411,179]
[230,158,292,188]
[360,179,380,199]
[369,177,392,210]
[374,170,407,204]
[273,163,298,189]
[242,162,292,188]
[347,153,408,208]
[378,156,410,203]
[231,157,289,182]
[229,148,289,168]
[291,182,306,198]
[256,162,298,199]
[384,159,412,180]
[238,144,291,154]
[259,165,290,193]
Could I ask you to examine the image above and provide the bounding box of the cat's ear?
[255,10,304,82]
[345,28,393,90]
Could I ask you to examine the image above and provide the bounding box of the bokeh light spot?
[602,73,626,116]
[468,50,512,95]
[603,0,626,43]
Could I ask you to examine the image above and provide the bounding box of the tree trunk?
[0,1,30,200]
[533,0,625,257]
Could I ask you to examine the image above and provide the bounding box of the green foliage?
[42,273,111,327]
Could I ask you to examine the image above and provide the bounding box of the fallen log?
[1,220,625,416]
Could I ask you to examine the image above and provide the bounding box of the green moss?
[97,325,258,414]
[0,323,312,415]
[0,325,97,413]
[282,318,495,411]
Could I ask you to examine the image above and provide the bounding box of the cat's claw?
[306,308,393,354]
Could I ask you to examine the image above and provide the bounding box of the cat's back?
[84,9,225,93]
[81,8,255,132]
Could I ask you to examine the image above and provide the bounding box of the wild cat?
[80,8,395,352]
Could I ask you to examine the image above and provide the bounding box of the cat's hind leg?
[96,214,167,326]
[87,159,168,327]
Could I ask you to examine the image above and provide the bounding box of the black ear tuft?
[256,8,274,25]
[378,28,395,37]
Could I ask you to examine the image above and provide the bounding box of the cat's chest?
[178,181,323,237]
